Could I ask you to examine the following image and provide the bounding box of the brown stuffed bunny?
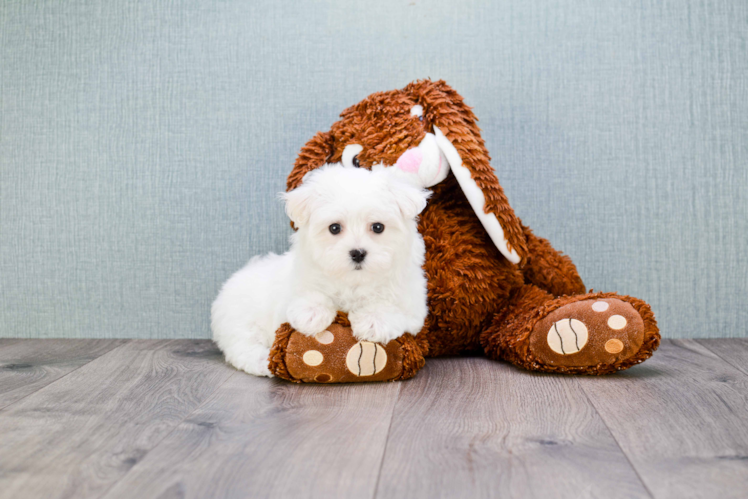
[269,79,659,382]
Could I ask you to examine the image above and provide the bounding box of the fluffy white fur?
[211,164,430,377]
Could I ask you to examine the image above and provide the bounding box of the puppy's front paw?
[350,312,407,345]
[287,300,337,336]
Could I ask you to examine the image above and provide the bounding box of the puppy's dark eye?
[352,155,361,168]
[371,223,385,234]
[329,223,341,235]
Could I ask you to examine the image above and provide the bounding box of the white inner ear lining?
[432,126,521,265]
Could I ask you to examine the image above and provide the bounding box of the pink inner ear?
[395,148,422,173]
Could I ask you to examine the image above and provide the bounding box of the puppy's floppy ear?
[404,79,527,265]
[287,131,335,191]
[283,182,317,227]
[386,174,431,220]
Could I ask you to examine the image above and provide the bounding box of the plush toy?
[269,313,426,383]
[269,79,659,382]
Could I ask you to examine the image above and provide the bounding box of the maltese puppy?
[211,164,430,376]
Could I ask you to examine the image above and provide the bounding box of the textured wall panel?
[1,0,746,338]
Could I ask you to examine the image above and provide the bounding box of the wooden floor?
[0,339,746,498]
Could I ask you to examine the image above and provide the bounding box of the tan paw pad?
[607,315,627,330]
[314,330,334,344]
[302,350,323,366]
[592,301,609,312]
[547,318,589,355]
[346,342,387,376]
[605,339,624,354]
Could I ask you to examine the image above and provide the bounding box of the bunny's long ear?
[405,79,527,264]
[287,131,335,191]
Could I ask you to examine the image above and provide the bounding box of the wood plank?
[375,357,649,498]
[0,339,234,498]
[697,338,748,376]
[579,339,748,498]
[0,339,124,411]
[105,374,402,498]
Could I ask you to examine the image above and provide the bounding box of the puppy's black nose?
[349,249,367,263]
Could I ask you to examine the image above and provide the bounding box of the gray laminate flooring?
[0,339,746,498]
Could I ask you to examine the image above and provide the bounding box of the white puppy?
[211,164,430,376]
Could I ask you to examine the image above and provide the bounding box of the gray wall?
[1,0,746,339]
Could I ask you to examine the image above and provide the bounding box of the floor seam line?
[372,382,403,499]
[577,380,655,499]
[99,369,238,499]
[695,339,748,377]
[0,339,131,413]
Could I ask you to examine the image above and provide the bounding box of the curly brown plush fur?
[275,79,660,379]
